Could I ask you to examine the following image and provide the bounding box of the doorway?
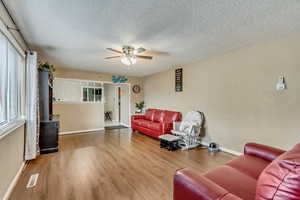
[103,83,130,127]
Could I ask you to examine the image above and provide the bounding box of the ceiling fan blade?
[145,50,170,56]
[137,55,153,60]
[134,47,146,54]
[105,56,121,59]
[106,48,122,54]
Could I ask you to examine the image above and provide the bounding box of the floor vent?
[26,173,39,188]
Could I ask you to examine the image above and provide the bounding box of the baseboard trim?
[219,146,242,156]
[200,141,210,147]
[60,128,105,135]
[200,141,242,156]
[120,123,130,128]
[3,161,26,200]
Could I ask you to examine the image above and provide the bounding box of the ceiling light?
[121,56,137,66]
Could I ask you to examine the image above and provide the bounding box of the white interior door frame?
[102,81,131,127]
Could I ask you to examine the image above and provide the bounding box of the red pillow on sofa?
[255,143,300,200]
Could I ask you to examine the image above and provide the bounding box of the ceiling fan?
[105,45,153,66]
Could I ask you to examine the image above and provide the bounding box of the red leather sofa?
[174,142,300,200]
[131,109,182,138]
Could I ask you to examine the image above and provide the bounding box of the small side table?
[159,134,181,151]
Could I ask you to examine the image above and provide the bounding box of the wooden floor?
[10,129,235,200]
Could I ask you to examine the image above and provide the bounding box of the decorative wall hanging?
[112,75,128,83]
[175,68,183,92]
[132,84,141,94]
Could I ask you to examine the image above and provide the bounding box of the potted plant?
[135,101,145,113]
[38,61,56,72]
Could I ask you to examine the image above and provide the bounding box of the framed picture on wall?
[175,68,183,92]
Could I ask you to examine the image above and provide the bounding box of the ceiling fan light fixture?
[106,46,152,67]
[121,56,137,66]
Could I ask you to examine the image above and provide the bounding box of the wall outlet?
[276,75,286,91]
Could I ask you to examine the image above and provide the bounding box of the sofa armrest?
[131,115,145,120]
[174,168,242,200]
[244,143,285,162]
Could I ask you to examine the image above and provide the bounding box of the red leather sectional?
[174,142,300,200]
[131,108,182,138]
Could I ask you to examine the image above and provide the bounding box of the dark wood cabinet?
[38,69,59,154]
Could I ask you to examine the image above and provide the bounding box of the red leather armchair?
[131,109,182,138]
[174,142,300,200]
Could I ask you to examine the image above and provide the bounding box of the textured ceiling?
[4,0,300,76]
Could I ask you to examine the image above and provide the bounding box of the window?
[0,31,25,135]
[8,42,19,120]
[82,87,102,102]
[95,88,102,101]
[0,33,7,125]
[53,78,103,103]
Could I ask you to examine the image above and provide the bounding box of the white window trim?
[0,18,26,139]
[0,119,25,140]
[81,86,102,102]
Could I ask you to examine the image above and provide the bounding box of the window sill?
[0,119,26,140]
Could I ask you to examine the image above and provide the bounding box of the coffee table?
[159,134,181,151]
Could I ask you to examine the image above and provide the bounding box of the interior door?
[120,85,130,126]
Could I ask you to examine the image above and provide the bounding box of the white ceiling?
[4,0,300,76]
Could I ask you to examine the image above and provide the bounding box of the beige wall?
[53,67,144,115]
[53,103,104,133]
[144,34,300,153]
[0,126,25,199]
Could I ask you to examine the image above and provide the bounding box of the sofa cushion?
[134,119,150,128]
[146,121,162,131]
[255,143,300,200]
[144,109,156,121]
[132,117,144,123]
[204,165,257,200]
[226,155,270,180]
[153,110,165,123]
[164,110,181,123]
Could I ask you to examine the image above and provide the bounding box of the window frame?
[0,29,26,138]
[0,32,8,126]
[81,86,102,102]
[8,42,20,121]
